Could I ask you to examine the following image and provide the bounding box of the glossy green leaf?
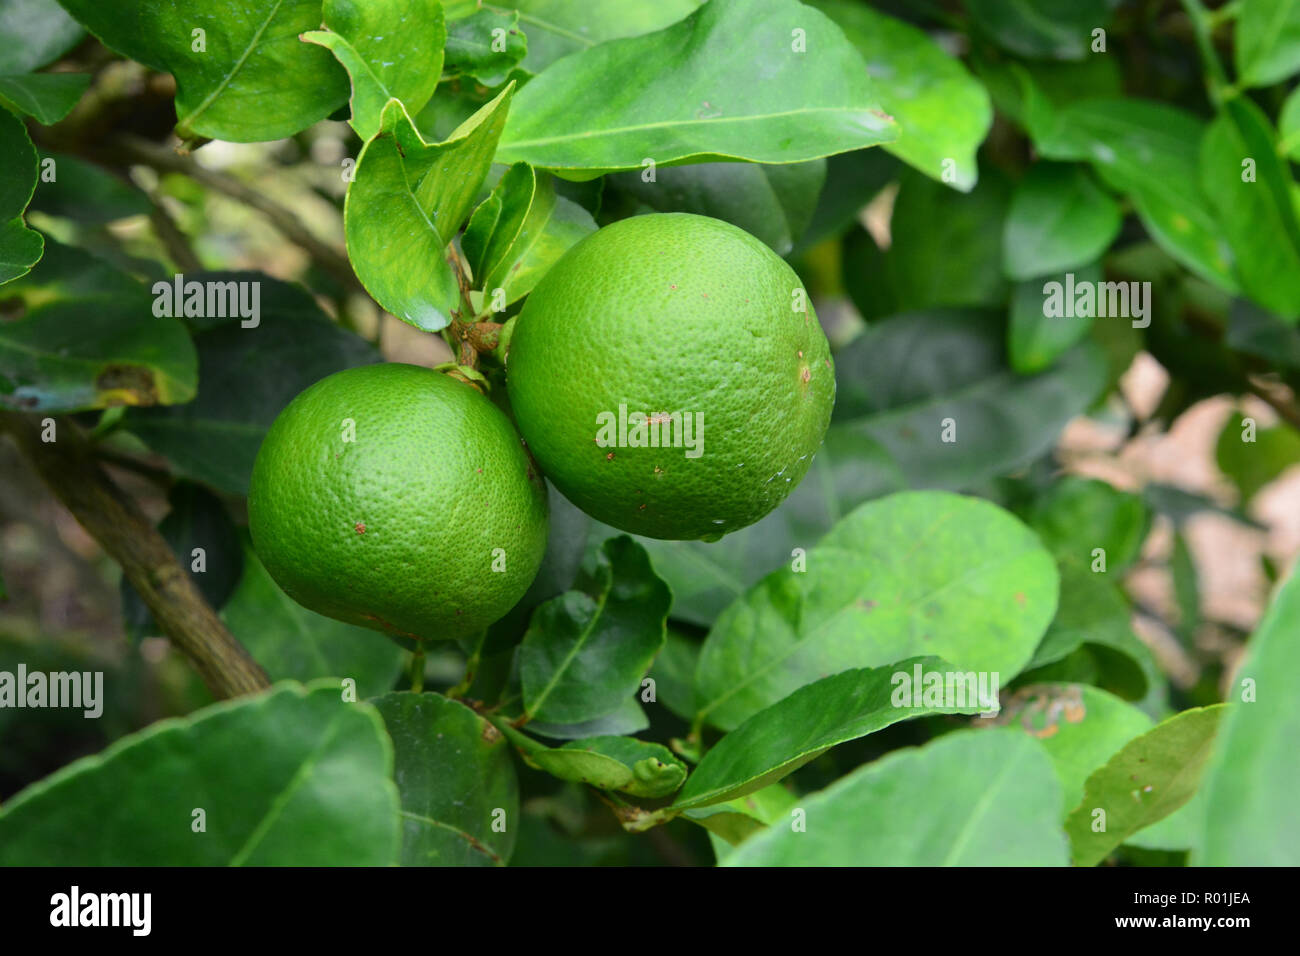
[121,482,243,642]
[1200,98,1300,321]
[1035,98,1236,292]
[725,729,1069,866]
[0,73,89,123]
[474,0,702,76]
[676,657,987,809]
[500,724,686,798]
[302,0,445,142]
[0,0,84,73]
[224,544,405,698]
[996,683,1153,814]
[126,274,378,494]
[520,535,670,724]
[0,104,42,285]
[1065,705,1225,867]
[31,151,150,223]
[56,0,349,142]
[683,783,797,848]
[831,309,1108,492]
[1198,566,1300,864]
[0,683,400,865]
[1235,0,1300,87]
[1215,410,1300,502]
[624,425,904,627]
[496,0,898,178]
[608,160,825,257]
[0,294,197,412]
[1026,475,1151,573]
[444,6,527,86]
[810,0,991,191]
[694,491,1059,731]
[344,89,512,330]
[462,161,596,305]
[1003,164,1120,280]
[966,0,1109,61]
[373,692,518,865]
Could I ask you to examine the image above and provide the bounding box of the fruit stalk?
[0,412,271,700]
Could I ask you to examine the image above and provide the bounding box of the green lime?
[248,363,548,641]
[506,213,834,541]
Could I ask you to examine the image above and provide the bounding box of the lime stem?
[410,644,426,694]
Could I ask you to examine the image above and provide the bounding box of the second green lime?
[506,213,835,541]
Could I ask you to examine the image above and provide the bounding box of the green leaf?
[725,729,1069,865]
[344,89,513,331]
[1280,86,1300,160]
[500,725,687,798]
[0,293,197,413]
[676,657,987,810]
[1216,410,1300,502]
[0,104,42,285]
[461,161,596,306]
[125,274,379,495]
[1008,262,1102,374]
[623,425,905,627]
[55,0,348,142]
[373,692,518,865]
[1198,565,1300,864]
[831,309,1107,492]
[694,491,1059,731]
[31,151,151,223]
[1026,475,1151,573]
[0,234,141,302]
[1025,559,1153,702]
[443,6,527,86]
[0,683,400,865]
[683,783,797,848]
[1235,0,1300,87]
[495,0,898,178]
[854,169,1011,312]
[473,0,702,75]
[525,694,649,740]
[1003,164,1120,281]
[1200,98,1300,321]
[121,482,243,642]
[1035,98,1236,293]
[224,543,405,698]
[302,0,445,142]
[0,73,89,123]
[520,536,670,724]
[608,160,824,257]
[966,0,1110,61]
[1065,704,1225,867]
[0,0,84,74]
[794,147,896,252]
[810,0,991,191]
[996,683,1153,814]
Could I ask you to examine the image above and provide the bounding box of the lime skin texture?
[248,363,549,642]
[506,212,835,541]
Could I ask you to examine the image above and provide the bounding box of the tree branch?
[0,412,271,699]
[105,134,362,296]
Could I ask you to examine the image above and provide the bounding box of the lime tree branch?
[103,134,362,296]
[0,412,271,700]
